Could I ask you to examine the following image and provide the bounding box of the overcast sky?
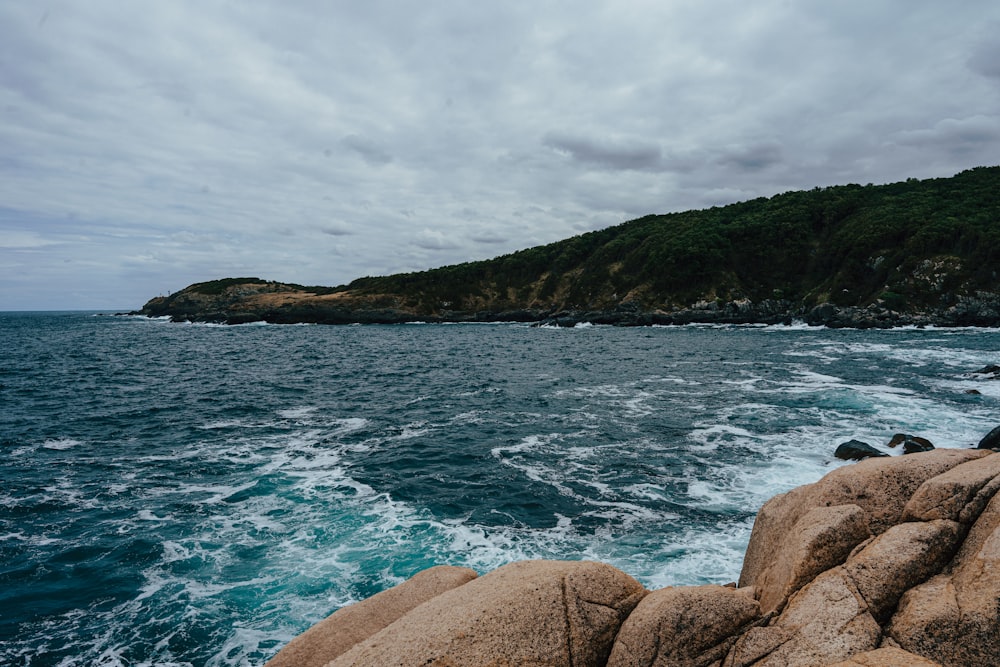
[2,1,999,309]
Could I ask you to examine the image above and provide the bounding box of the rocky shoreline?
[266,442,1000,667]
[134,279,1000,329]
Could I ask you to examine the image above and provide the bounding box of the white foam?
[42,437,82,450]
[277,406,318,419]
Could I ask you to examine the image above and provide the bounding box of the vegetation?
[144,167,1000,325]
[345,167,1000,313]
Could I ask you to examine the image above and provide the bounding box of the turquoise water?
[2,312,998,666]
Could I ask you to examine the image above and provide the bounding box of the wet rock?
[834,440,888,461]
[976,424,1000,449]
[887,433,933,449]
[902,439,935,454]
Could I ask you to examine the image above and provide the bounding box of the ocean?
[2,312,998,666]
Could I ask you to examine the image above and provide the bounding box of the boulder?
[887,482,1000,665]
[739,449,990,589]
[269,451,1000,667]
[753,504,870,615]
[325,560,646,667]
[901,452,1000,523]
[606,585,760,667]
[902,439,934,454]
[977,424,1000,449]
[842,520,963,621]
[886,433,932,449]
[728,568,881,667]
[264,565,477,667]
[820,646,941,666]
[834,440,888,461]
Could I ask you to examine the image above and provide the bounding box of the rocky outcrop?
[264,565,477,667]
[267,448,1000,666]
[136,279,1000,328]
[324,560,645,667]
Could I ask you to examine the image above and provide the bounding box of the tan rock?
[745,568,881,666]
[888,495,1000,665]
[754,504,870,615]
[265,565,478,667]
[740,449,989,589]
[325,560,646,667]
[722,627,793,667]
[606,585,761,667]
[820,646,941,666]
[901,451,1000,523]
[885,575,962,665]
[843,520,962,621]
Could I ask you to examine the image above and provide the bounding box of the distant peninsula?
[137,166,1000,328]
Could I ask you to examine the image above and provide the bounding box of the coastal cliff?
[266,446,1000,667]
[137,167,1000,327]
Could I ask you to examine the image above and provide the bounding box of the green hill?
[140,166,1000,327]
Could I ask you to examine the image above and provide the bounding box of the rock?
[607,585,760,667]
[264,565,477,667]
[972,363,1000,376]
[730,568,881,667]
[887,433,933,449]
[842,520,963,621]
[965,389,982,395]
[835,440,889,461]
[325,560,646,667]
[902,439,935,454]
[739,449,990,589]
[888,478,1000,666]
[753,504,870,615]
[270,451,1000,667]
[820,646,941,666]
[901,452,1000,523]
[977,424,1000,449]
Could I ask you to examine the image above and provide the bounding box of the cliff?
[265,443,1000,667]
[137,167,1000,327]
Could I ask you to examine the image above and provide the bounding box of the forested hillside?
[140,167,1000,326]
[347,166,999,312]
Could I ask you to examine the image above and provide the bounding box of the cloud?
[891,116,1000,155]
[2,1,1000,309]
[413,228,460,250]
[340,134,393,166]
[543,132,664,171]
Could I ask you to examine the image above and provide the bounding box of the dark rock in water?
[888,434,933,449]
[973,364,1000,376]
[902,439,935,454]
[887,433,909,448]
[966,389,983,395]
[835,440,889,461]
[977,425,1000,450]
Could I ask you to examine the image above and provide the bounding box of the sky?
[2,1,999,310]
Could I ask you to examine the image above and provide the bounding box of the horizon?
[3,2,1000,310]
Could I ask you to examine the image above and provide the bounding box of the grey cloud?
[968,31,1000,79]
[716,143,784,172]
[543,132,664,172]
[892,116,1000,153]
[413,229,460,250]
[3,1,1000,309]
[340,134,393,166]
[319,224,352,236]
